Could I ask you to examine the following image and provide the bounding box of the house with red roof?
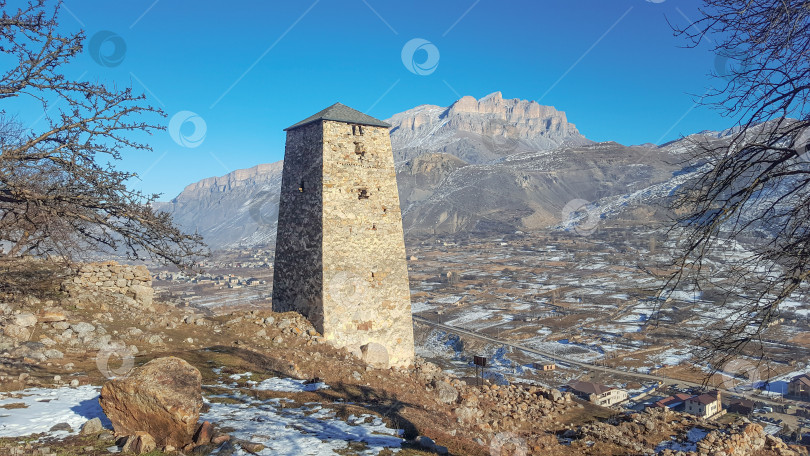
[683,391,722,418]
[653,393,692,411]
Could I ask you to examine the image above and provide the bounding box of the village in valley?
[2,0,810,454]
[147,220,810,445]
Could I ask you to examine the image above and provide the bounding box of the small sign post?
[473,356,487,386]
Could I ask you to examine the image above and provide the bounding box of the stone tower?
[272,103,414,367]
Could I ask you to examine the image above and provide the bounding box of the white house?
[684,391,722,418]
[569,381,628,407]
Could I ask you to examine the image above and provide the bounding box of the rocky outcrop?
[690,422,799,456]
[387,92,590,164]
[99,356,203,449]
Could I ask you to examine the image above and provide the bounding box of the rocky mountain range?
[388,91,590,163]
[156,92,691,250]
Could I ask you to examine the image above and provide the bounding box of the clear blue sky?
[13,0,732,199]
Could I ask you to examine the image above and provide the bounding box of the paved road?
[413,315,787,407]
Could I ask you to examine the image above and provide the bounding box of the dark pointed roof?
[284,102,391,131]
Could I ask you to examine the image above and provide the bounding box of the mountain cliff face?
[158,93,688,249]
[388,92,590,164]
[155,162,283,250]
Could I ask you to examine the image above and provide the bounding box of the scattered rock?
[99,356,203,448]
[360,342,389,369]
[234,439,265,454]
[70,322,95,335]
[212,434,231,445]
[3,325,30,341]
[434,380,458,404]
[80,418,104,435]
[193,421,214,445]
[414,435,437,452]
[121,431,156,454]
[13,313,37,327]
[43,348,64,359]
[49,422,72,432]
[38,310,67,323]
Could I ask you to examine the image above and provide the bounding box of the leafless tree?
[0,0,206,267]
[663,1,810,370]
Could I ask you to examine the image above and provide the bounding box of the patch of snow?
[0,385,109,437]
[655,427,709,453]
[203,393,402,455]
[410,301,435,313]
[252,378,329,393]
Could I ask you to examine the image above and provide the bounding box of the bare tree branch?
[0,0,207,268]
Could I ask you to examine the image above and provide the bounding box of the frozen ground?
[0,385,109,437]
[0,375,403,455]
[654,427,709,453]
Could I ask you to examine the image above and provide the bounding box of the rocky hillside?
[0,260,805,455]
[156,93,693,249]
[396,142,678,236]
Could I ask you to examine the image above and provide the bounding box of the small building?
[568,381,628,407]
[654,393,692,411]
[726,398,754,415]
[684,391,722,418]
[788,373,810,399]
[533,362,556,371]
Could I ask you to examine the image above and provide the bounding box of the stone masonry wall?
[272,121,325,326]
[273,118,415,368]
[62,261,154,310]
[320,120,414,368]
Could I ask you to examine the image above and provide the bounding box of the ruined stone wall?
[62,261,154,310]
[271,122,325,326]
[320,120,414,367]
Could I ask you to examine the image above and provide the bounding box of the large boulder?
[129,284,154,310]
[360,342,389,369]
[434,380,459,404]
[99,356,202,449]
